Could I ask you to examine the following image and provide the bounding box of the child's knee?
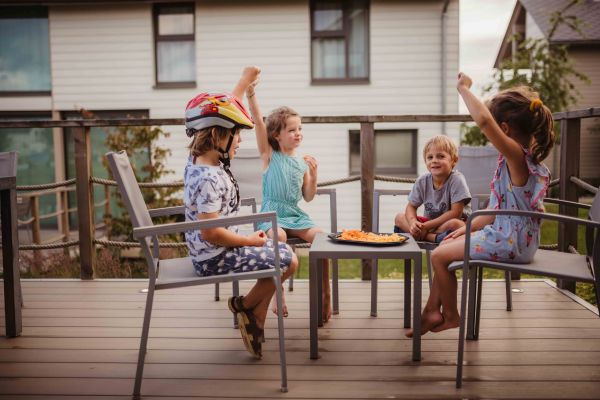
[289,252,299,274]
[271,228,287,242]
[448,218,465,230]
[394,213,408,229]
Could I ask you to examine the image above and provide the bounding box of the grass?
[296,203,597,306]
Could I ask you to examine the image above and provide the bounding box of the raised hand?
[457,72,472,90]
[303,155,318,180]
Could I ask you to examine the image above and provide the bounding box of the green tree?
[461,0,590,146]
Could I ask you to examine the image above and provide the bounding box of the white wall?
[5,0,460,232]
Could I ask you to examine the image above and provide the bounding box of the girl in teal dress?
[407,73,555,338]
[246,74,331,321]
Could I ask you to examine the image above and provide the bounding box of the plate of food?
[328,230,409,246]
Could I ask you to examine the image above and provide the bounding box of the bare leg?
[394,213,411,232]
[423,218,466,242]
[405,236,466,337]
[265,228,290,317]
[287,226,332,322]
[244,252,298,328]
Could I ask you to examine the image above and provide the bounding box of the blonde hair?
[188,125,239,158]
[265,106,300,151]
[422,135,459,163]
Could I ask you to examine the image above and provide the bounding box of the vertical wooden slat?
[30,195,42,264]
[104,184,111,239]
[60,189,70,248]
[74,126,95,280]
[360,122,374,280]
[557,118,580,292]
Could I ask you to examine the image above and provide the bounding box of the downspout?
[441,0,450,135]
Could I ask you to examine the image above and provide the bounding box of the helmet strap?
[217,132,235,168]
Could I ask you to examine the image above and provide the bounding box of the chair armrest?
[316,188,338,232]
[544,198,591,210]
[133,211,277,239]
[240,197,256,209]
[148,206,185,218]
[372,189,411,232]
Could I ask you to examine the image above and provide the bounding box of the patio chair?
[450,188,600,388]
[220,147,341,313]
[106,150,289,398]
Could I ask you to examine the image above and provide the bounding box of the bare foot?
[405,310,443,338]
[322,291,332,323]
[430,314,460,333]
[271,301,288,318]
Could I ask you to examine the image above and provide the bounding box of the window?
[349,129,417,176]
[153,3,196,87]
[311,0,369,83]
[0,112,57,227]
[0,7,51,94]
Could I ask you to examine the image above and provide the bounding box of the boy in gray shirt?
[394,135,471,243]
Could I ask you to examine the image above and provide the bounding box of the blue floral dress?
[470,149,550,263]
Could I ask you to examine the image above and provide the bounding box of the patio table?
[308,232,423,361]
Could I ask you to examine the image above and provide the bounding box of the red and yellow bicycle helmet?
[184,92,253,137]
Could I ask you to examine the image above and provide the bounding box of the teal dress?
[470,148,550,263]
[257,150,316,233]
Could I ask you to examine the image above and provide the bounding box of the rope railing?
[570,176,598,194]
[16,178,76,191]
[93,239,188,249]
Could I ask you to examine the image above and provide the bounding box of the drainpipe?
[441,0,450,135]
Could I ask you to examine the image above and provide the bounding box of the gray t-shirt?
[407,170,472,220]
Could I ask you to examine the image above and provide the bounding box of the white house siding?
[4,0,459,232]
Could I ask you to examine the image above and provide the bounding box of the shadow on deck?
[0,279,599,399]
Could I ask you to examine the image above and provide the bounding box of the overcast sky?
[459,0,517,110]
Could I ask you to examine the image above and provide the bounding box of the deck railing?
[1,108,599,289]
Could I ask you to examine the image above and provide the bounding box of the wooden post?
[557,118,580,292]
[360,122,374,280]
[30,195,42,264]
[0,152,22,337]
[74,127,95,279]
[104,184,111,239]
[60,189,70,252]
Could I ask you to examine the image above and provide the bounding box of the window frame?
[310,0,370,85]
[152,2,196,89]
[0,6,51,96]
[348,129,418,176]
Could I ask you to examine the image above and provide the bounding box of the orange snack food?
[339,229,405,243]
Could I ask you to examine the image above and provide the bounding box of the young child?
[245,75,332,322]
[183,66,299,359]
[394,135,471,243]
[406,73,554,337]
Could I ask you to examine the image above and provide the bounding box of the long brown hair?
[487,86,555,163]
[265,106,300,151]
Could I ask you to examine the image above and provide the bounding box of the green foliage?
[460,0,590,147]
[102,122,182,240]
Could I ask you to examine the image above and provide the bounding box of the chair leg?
[466,265,479,340]
[595,281,600,317]
[505,270,512,311]
[273,275,288,392]
[474,267,484,340]
[133,284,156,399]
[332,259,339,315]
[371,259,378,317]
[456,265,470,388]
[426,249,433,290]
[404,259,412,329]
[232,280,239,329]
[214,283,220,301]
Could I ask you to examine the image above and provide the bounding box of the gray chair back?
[230,147,263,203]
[106,151,159,270]
[456,146,498,198]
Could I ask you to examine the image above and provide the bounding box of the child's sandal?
[227,296,263,358]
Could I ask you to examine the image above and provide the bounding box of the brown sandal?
[228,296,263,358]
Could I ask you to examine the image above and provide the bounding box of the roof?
[521,0,600,44]
[495,0,600,67]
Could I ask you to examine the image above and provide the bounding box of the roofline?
[494,1,523,69]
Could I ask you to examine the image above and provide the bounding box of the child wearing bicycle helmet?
[184,66,298,359]
[245,72,332,322]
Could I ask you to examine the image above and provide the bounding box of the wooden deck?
[1,279,599,399]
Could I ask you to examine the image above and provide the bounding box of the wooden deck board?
[0,279,598,399]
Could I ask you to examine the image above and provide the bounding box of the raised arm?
[246,79,272,166]
[457,73,528,184]
[231,66,260,100]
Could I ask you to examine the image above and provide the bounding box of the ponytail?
[530,104,555,163]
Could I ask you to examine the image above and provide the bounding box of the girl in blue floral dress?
[407,73,555,337]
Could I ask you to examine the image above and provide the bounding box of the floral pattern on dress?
[471,149,550,263]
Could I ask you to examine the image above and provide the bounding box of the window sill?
[0,91,51,97]
[153,82,197,89]
[311,78,370,86]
